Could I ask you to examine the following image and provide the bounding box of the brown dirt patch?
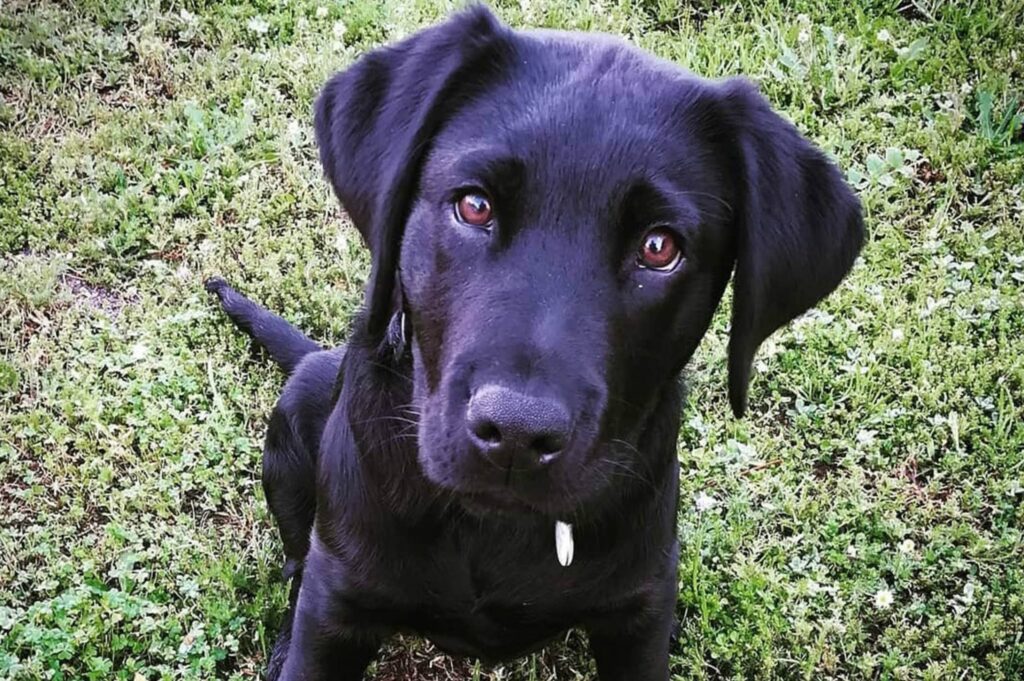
[62,273,138,317]
[374,641,475,681]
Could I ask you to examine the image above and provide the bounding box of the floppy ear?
[314,6,511,340]
[719,79,865,417]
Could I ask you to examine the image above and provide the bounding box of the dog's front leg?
[587,603,675,681]
[279,610,381,681]
[278,573,382,681]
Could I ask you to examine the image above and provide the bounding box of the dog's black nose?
[466,385,570,470]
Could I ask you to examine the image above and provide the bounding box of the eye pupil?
[456,192,493,226]
[638,228,682,271]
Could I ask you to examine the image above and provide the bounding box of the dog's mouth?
[418,437,604,520]
[457,489,540,516]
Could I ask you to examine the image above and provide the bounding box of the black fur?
[207,6,863,680]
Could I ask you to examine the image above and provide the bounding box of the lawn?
[1,0,1023,678]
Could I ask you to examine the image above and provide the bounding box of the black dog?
[207,6,863,679]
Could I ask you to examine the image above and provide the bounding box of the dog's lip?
[458,490,542,516]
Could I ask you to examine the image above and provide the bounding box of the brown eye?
[455,191,493,227]
[638,227,682,271]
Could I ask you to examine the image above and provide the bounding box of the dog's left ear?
[314,6,512,341]
[716,78,865,417]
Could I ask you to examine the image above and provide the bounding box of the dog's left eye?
[637,227,683,272]
[455,191,494,227]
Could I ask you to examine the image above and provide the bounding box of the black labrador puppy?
[206,6,863,679]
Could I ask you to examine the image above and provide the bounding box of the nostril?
[531,433,565,457]
[472,420,502,446]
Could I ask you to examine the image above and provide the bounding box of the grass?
[1,0,1022,678]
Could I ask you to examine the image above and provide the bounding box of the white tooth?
[555,521,574,567]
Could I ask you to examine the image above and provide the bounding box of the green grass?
[1,0,1022,678]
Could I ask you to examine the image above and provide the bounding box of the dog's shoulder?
[277,348,345,418]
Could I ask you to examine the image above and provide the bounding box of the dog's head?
[315,7,863,517]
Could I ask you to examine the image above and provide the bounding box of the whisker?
[347,415,421,429]
[347,354,414,384]
[601,439,659,494]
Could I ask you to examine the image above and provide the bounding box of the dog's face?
[399,56,738,514]
[315,10,863,516]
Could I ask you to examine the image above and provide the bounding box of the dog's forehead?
[519,31,702,124]
[429,30,713,184]
[520,27,686,90]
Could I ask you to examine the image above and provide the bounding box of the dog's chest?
[357,530,600,659]
[401,560,584,659]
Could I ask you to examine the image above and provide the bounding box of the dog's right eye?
[454,191,494,228]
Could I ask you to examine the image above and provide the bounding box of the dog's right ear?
[314,6,511,340]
